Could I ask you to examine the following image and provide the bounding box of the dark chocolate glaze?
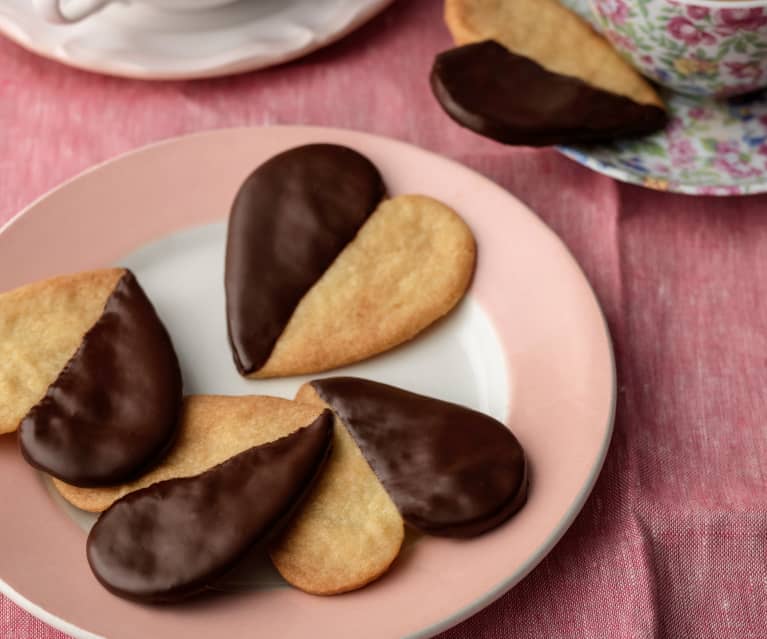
[430,40,668,147]
[311,377,527,538]
[19,270,183,487]
[87,411,333,603]
[225,144,386,376]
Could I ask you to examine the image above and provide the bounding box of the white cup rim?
[670,0,767,9]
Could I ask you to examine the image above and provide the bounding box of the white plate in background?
[0,0,393,79]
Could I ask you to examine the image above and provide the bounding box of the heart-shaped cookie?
[270,378,528,594]
[432,0,668,145]
[88,410,333,603]
[0,268,182,487]
[225,144,476,379]
[444,0,663,107]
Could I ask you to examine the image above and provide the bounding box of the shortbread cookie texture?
[225,143,385,377]
[225,144,476,380]
[87,412,333,603]
[311,377,528,538]
[434,0,668,146]
[256,194,475,378]
[270,377,528,595]
[0,268,123,434]
[444,0,663,107]
[431,41,668,146]
[270,383,404,595]
[54,395,328,512]
[1,268,182,488]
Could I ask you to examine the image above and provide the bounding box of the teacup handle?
[33,0,114,23]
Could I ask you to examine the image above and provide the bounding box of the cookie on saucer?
[432,0,668,145]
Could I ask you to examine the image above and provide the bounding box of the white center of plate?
[47,221,510,587]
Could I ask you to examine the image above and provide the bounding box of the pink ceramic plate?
[0,127,615,639]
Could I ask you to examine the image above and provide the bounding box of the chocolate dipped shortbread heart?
[225,144,476,379]
[0,268,182,487]
[87,409,333,603]
[270,378,527,595]
[431,0,668,145]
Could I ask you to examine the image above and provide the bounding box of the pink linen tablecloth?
[2,1,767,637]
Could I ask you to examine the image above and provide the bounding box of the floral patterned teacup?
[591,0,767,97]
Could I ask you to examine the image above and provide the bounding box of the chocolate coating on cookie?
[430,40,668,146]
[87,412,333,603]
[311,377,527,538]
[225,144,386,376]
[19,270,182,487]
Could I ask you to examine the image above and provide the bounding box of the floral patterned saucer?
[559,90,767,195]
[557,0,767,196]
